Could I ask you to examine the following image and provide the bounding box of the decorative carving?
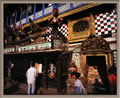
[68,17,92,43]
[81,34,110,51]
[48,6,67,49]
[73,21,89,32]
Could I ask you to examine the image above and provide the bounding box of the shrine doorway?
[86,56,109,94]
[80,35,114,94]
[87,56,106,85]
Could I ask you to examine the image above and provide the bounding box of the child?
[74,72,86,94]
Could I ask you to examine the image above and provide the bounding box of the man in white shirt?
[26,61,38,95]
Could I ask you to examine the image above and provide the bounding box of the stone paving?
[4,78,59,95]
[4,77,113,95]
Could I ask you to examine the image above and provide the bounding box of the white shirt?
[75,79,86,94]
[26,67,37,84]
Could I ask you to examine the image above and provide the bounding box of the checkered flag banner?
[45,24,68,41]
[95,9,117,36]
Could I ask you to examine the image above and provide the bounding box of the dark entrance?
[4,50,71,94]
[87,56,109,94]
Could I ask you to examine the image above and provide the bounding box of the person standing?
[48,63,56,74]
[74,72,87,95]
[108,67,117,94]
[48,63,56,79]
[7,60,14,81]
[26,61,38,95]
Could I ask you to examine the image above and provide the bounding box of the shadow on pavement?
[4,81,19,94]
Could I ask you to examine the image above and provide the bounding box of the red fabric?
[108,73,116,87]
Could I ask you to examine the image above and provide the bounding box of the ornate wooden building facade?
[4,3,117,94]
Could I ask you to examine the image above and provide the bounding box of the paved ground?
[4,77,62,95]
[4,77,113,95]
[4,81,58,95]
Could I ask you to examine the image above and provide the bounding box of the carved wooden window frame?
[68,16,95,43]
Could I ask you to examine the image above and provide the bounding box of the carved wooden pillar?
[56,57,61,94]
[108,52,114,67]
[44,56,48,89]
[105,54,109,72]
[80,54,88,86]
[90,13,95,35]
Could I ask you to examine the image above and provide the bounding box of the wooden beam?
[58,4,101,19]
[23,4,101,28]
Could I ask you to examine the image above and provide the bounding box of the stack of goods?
[88,66,101,85]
